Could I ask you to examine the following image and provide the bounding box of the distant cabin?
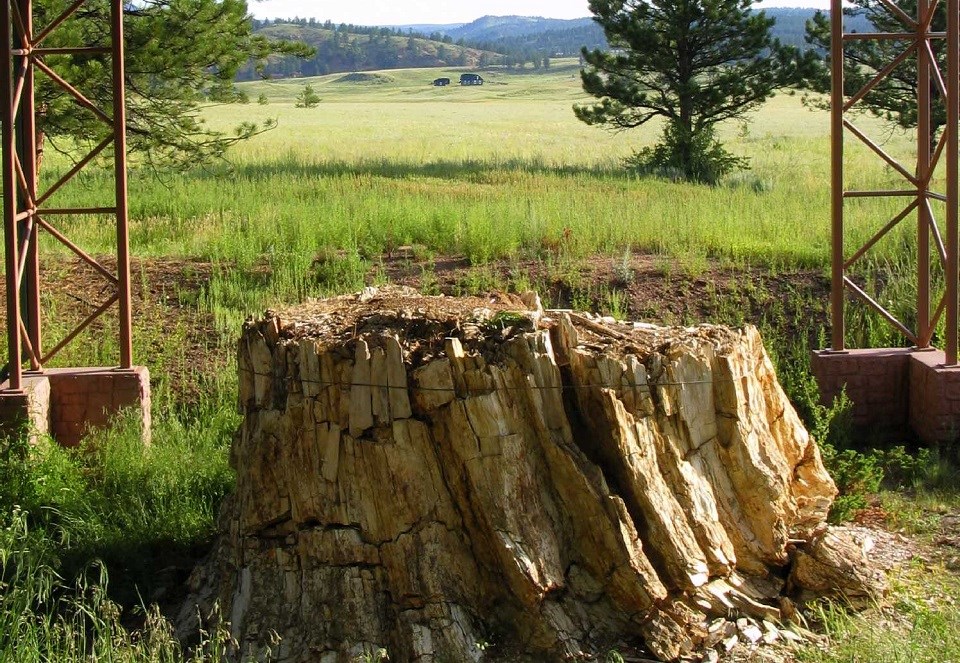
[459,73,484,86]
[433,77,450,87]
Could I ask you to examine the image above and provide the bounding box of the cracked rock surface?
[180,287,878,662]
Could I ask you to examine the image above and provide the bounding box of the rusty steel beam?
[918,0,932,348]
[843,200,920,269]
[879,0,919,28]
[40,293,119,365]
[32,58,113,125]
[34,215,119,284]
[36,135,113,205]
[111,0,132,369]
[17,0,40,369]
[1,0,135,387]
[2,0,23,388]
[843,43,917,113]
[844,119,917,183]
[921,0,940,30]
[19,46,111,55]
[844,277,920,345]
[830,0,844,351]
[948,0,959,363]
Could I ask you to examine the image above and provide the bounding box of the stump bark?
[182,288,882,662]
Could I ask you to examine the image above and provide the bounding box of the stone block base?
[810,348,911,429]
[0,374,51,441]
[908,351,960,443]
[0,366,151,447]
[812,348,960,443]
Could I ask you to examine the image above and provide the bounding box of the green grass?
[2,60,958,661]
[798,564,960,663]
[41,62,918,269]
[0,394,238,661]
[29,61,933,337]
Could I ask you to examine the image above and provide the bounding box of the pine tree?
[576,0,797,183]
[295,84,321,108]
[804,1,943,138]
[33,0,311,169]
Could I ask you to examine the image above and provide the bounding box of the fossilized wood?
[788,527,889,607]
[183,289,883,662]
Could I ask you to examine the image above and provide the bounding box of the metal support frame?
[1,0,132,391]
[831,0,960,362]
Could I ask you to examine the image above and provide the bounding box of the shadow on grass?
[195,156,635,184]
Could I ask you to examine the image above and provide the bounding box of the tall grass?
[797,567,960,663]
[0,389,238,660]
[32,64,922,329]
[0,508,242,663]
[1,61,956,661]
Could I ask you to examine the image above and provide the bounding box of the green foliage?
[258,93,269,105]
[625,124,746,185]
[295,84,322,108]
[798,571,960,662]
[803,1,945,134]
[35,0,312,169]
[576,0,797,181]
[820,444,884,521]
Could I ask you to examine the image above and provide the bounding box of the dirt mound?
[334,72,394,85]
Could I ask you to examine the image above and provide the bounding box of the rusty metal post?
[1,0,23,389]
[830,0,845,351]
[916,0,931,348]
[16,0,40,368]
[948,0,959,364]
[111,0,132,369]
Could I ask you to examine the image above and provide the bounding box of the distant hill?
[765,7,873,48]
[445,15,595,41]
[240,20,501,80]
[386,23,465,34]
[439,10,870,54]
[242,10,871,82]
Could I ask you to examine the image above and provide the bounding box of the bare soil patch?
[2,252,828,405]
[375,250,829,336]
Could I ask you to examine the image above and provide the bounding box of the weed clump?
[0,399,238,661]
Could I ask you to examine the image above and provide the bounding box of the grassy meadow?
[2,60,958,661]
[36,59,935,346]
[50,60,920,268]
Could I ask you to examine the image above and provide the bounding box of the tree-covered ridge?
[239,9,869,82]
[237,20,502,79]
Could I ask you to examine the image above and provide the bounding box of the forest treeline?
[238,10,872,81]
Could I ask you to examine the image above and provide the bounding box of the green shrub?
[0,387,240,661]
[624,123,746,185]
[768,335,943,523]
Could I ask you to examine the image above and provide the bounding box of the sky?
[249,0,830,26]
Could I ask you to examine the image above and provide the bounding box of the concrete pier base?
[908,352,960,443]
[0,366,151,447]
[0,374,51,442]
[812,348,960,443]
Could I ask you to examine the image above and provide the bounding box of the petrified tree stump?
[183,287,882,662]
